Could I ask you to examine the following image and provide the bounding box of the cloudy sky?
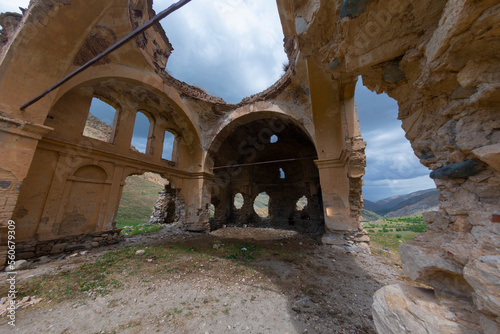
[1,0,435,201]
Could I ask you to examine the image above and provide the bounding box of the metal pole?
[20,0,192,111]
[210,156,318,170]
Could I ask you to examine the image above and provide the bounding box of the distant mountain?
[364,188,440,219]
[361,209,380,221]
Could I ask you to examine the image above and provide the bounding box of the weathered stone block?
[51,243,67,254]
[16,252,35,259]
[354,235,370,242]
[66,245,85,252]
[372,284,481,334]
[450,217,472,233]
[473,144,500,172]
[430,160,484,179]
[4,260,28,272]
[464,256,500,317]
[400,241,473,297]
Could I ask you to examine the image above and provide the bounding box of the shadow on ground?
[0,227,405,333]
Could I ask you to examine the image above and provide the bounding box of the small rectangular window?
[83,97,117,143]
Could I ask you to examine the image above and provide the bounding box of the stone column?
[315,158,357,244]
[307,60,357,243]
[0,117,53,268]
[114,107,136,151]
[175,173,214,232]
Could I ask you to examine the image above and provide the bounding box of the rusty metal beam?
[20,0,192,111]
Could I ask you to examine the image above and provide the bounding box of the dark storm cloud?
[155,0,288,103]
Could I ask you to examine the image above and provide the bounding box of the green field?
[364,215,427,254]
[115,175,164,236]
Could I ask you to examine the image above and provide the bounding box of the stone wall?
[14,229,123,261]
[282,0,500,332]
[149,185,186,227]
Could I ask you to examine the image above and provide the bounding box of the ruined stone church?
[1,0,498,332]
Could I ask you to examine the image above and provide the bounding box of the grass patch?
[120,223,163,237]
[115,175,163,227]
[364,215,427,258]
[1,239,284,306]
[225,242,259,262]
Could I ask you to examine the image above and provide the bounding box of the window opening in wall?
[234,193,244,209]
[296,196,308,211]
[270,134,278,143]
[279,168,285,179]
[162,130,176,161]
[209,204,215,218]
[115,172,168,236]
[83,97,117,143]
[254,192,269,218]
[131,111,151,154]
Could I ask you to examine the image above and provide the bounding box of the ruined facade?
[0,0,499,333]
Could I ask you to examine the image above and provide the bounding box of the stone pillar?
[114,107,136,151]
[175,173,213,232]
[307,59,358,243]
[315,158,357,244]
[151,119,167,163]
[0,117,52,268]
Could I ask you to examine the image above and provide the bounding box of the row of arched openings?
[228,192,308,218]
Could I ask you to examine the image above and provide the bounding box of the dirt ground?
[0,227,406,334]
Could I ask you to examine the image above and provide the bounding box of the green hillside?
[361,209,380,222]
[115,175,164,235]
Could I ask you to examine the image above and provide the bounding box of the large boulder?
[400,238,474,298]
[464,256,500,317]
[372,283,481,334]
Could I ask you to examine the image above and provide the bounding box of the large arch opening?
[115,172,169,237]
[208,116,323,233]
[354,77,435,257]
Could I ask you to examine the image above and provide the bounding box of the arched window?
[162,130,176,161]
[131,111,152,154]
[296,196,308,211]
[254,192,269,218]
[83,97,117,143]
[234,193,244,209]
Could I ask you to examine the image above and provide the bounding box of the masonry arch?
[207,113,324,233]
[205,110,317,170]
[45,76,204,170]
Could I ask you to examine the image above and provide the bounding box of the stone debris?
[0,296,43,317]
[149,185,186,227]
[4,259,28,272]
[135,250,146,256]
